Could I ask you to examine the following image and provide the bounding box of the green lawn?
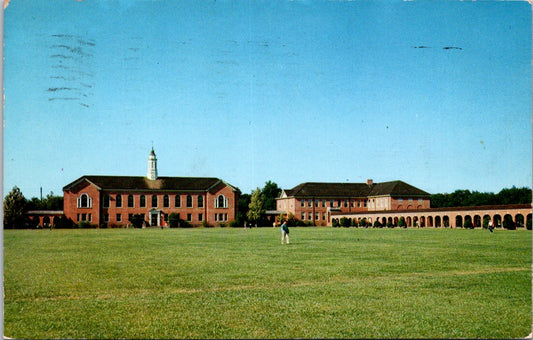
[4,227,532,338]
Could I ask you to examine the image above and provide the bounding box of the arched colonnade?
[331,204,532,229]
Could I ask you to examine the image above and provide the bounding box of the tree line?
[430,187,531,208]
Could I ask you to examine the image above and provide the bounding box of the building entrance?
[150,210,160,226]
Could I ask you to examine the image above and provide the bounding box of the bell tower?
[147,148,158,180]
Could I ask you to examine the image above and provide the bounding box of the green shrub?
[463,219,474,229]
[229,221,240,228]
[340,217,351,228]
[219,223,227,228]
[398,218,407,228]
[332,219,340,228]
[78,221,93,228]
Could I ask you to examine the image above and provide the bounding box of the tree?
[4,186,28,229]
[236,193,251,227]
[261,181,281,211]
[247,188,265,226]
[26,192,63,211]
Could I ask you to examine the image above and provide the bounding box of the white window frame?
[215,194,228,208]
[77,193,93,208]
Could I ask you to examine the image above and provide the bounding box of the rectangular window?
[77,214,80,222]
[175,195,181,208]
[322,200,326,207]
[116,195,122,208]
[315,200,319,207]
[128,195,134,208]
[219,213,223,221]
[88,213,91,221]
[301,199,305,207]
[117,214,122,222]
[215,214,218,222]
[315,212,319,220]
[104,214,109,223]
[187,213,192,222]
[364,200,367,207]
[128,213,133,222]
[301,213,305,220]
[344,200,349,207]
[308,200,312,207]
[199,213,203,222]
[82,213,87,221]
[308,212,312,220]
[357,201,361,208]
[224,213,228,221]
[330,200,334,207]
[323,213,326,220]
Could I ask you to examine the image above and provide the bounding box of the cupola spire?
[147,147,158,180]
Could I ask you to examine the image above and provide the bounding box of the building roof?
[282,180,429,198]
[63,175,239,192]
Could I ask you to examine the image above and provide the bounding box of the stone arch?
[483,214,491,229]
[503,214,515,229]
[443,215,450,227]
[514,214,525,229]
[393,217,399,226]
[493,214,502,228]
[473,215,481,229]
[435,216,442,228]
[456,215,463,228]
[406,216,412,227]
[413,216,419,227]
[397,205,403,210]
[426,216,433,227]
[53,216,60,226]
[464,215,473,228]
[43,216,51,227]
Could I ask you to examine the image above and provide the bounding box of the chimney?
[366,179,374,186]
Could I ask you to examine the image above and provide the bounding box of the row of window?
[77,193,229,209]
[300,199,368,208]
[302,212,327,221]
[300,198,424,208]
[99,213,229,223]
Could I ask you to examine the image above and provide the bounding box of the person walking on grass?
[281,221,290,244]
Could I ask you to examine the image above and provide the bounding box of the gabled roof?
[63,175,240,192]
[281,180,429,198]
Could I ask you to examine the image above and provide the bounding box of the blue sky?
[3,0,532,198]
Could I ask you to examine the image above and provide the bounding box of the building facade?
[276,179,430,226]
[62,149,240,227]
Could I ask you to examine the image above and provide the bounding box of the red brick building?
[63,149,240,227]
[276,179,430,226]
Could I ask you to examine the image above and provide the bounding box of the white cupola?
[147,148,158,180]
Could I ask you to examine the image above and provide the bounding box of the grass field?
[4,227,532,338]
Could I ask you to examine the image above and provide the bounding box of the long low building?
[331,203,532,229]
